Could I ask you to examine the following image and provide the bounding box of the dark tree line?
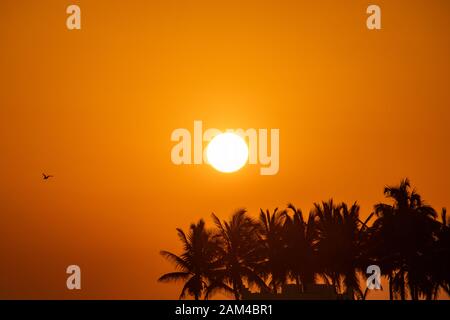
[158,179,450,300]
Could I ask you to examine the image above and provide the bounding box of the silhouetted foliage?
[208,210,268,300]
[159,179,450,300]
[158,219,218,300]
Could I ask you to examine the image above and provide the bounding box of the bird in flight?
[42,173,54,180]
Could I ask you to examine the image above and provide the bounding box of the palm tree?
[158,219,218,300]
[158,179,448,300]
[314,200,364,299]
[283,204,318,292]
[370,178,438,300]
[427,208,450,298]
[436,208,450,296]
[339,202,366,299]
[208,209,268,300]
[357,210,377,300]
[257,208,288,293]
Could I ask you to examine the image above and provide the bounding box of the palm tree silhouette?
[159,179,450,300]
[257,208,288,293]
[158,219,218,300]
[371,178,438,300]
[283,204,318,292]
[436,208,450,295]
[426,208,450,298]
[314,200,364,299]
[208,210,268,300]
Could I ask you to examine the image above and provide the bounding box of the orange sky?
[0,0,449,299]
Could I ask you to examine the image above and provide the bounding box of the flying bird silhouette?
[42,173,53,180]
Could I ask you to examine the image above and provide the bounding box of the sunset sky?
[1,0,449,299]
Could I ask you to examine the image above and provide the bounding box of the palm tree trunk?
[232,280,241,300]
[362,287,369,300]
[400,272,406,300]
[389,276,393,300]
[296,275,302,292]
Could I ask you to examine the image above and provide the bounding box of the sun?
[206,133,249,173]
